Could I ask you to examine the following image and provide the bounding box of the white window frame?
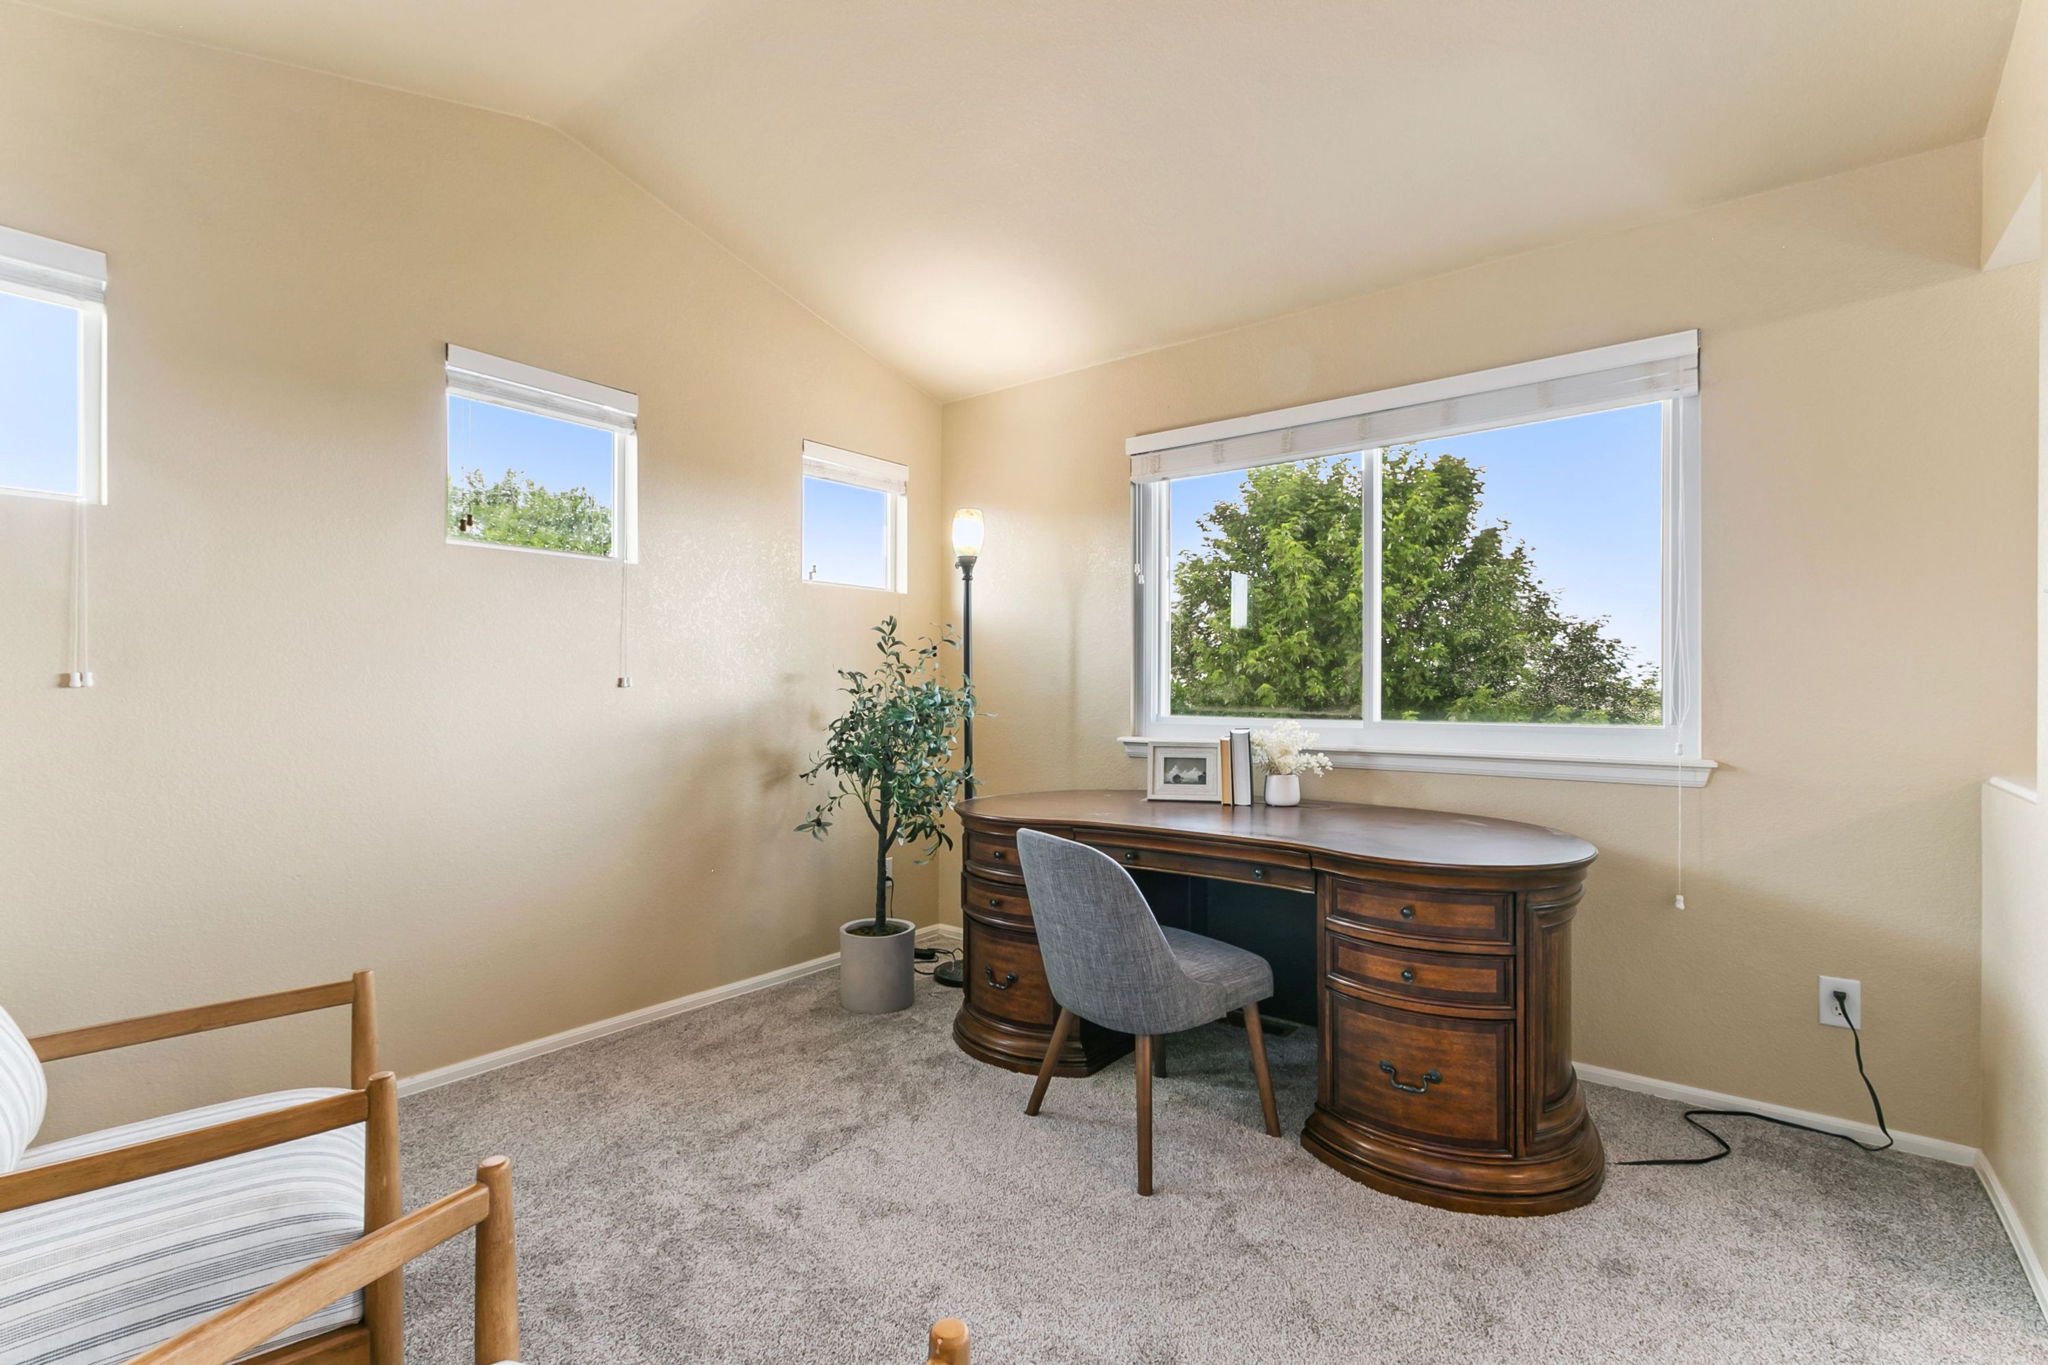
[800,440,908,593]
[444,344,638,563]
[1125,333,1711,787]
[0,225,107,504]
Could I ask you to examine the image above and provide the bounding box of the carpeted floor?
[400,970,2048,1364]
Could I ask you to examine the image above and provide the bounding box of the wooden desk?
[952,790,1604,1216]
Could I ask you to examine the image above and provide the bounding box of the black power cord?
[1619,989,1893,1168]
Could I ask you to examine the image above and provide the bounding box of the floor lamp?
[933,507,984,991]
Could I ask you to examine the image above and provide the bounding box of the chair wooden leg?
[1025,1008,1077,1116]
[1152,1034,1166,1077]
[1243,1003,1281,1138]
[1135,1035,1155,1196]
[362,1072,404,1365]
[474,1158,518,1365]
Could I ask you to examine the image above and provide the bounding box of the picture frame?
[1145,740,1223,802]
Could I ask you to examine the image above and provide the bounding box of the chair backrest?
[0,1005,47,1171]
[1015,828,1189,1035]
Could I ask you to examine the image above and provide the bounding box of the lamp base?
[932,959,966,990]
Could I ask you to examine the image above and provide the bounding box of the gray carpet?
[399,970,2048,1363]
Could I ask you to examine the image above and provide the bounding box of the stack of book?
[1217,727,1254,806]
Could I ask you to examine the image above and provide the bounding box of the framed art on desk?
[1145,740,1223,802]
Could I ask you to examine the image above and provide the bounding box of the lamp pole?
[959,551,975,799]
[937,509,985,992]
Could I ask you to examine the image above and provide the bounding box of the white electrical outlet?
[1819,976,1862,1029]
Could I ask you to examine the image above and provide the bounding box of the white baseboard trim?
[1575,1062,1978,1166]
[917,924,963,949]
[1975,1153,2048,1322]
[397,950,840,1097]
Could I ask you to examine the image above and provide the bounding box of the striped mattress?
[0,1089,365,1365]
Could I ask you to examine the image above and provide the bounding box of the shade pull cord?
[616,559,630,688]
[1673,742,1686,910]
[65,498,93,688]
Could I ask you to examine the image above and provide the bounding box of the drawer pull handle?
[1399,905,1416,919]
[992,849,1007,860]
[984,967,1019,991]
[1379,1061,1441,1094]
[988,897,1001,908]
[1252,867,1266,880]
[1123,850,1139,862]
[1399,968,1415,983]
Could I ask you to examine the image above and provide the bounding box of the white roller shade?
[446,344,637,430]
[1129,331,1697,482]
[802,440,908,496]
[0,224,107,305]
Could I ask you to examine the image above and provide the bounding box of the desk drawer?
[1327,878,1513,947]
[1077,836,1312,893]
[1328,935,1513,1010]
[965,829,1022,879]
[964,874,1031,925]
[1326,991,1511,1152]
[963,918,1057,1029]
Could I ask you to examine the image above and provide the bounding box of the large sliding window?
[1130,333,1703,784]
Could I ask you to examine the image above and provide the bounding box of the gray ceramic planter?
[839,917,916,1013]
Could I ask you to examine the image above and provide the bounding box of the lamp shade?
[951,508,985,560]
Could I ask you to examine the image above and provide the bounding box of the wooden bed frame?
[0,972,402,1365]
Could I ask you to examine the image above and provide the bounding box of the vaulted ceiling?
[27,0,2023,398]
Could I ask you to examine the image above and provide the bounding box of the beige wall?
[0,5,945,1139]
[1981,0,2048,1289]
[940,141,2037,1145]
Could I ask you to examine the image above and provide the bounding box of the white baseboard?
[397,950,840,1097]
[1575,1062,1978,1166]
[399,925,965,1098]
[1975,1153,2048,1322]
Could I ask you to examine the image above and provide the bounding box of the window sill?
[1117,736,1717,788]
[446,535,623,564]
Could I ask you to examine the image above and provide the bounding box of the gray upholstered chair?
[1014,828,1282,1195]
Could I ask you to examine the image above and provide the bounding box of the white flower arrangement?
[1250,720,1333,778]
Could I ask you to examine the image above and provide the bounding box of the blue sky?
[448,394,616,508]
[0,290,81,495]
[1168,402,1663,666]
[803,476,891,587]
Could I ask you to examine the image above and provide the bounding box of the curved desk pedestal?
[952,790,1604,1216]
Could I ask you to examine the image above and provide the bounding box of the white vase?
[1264,773,1301,807]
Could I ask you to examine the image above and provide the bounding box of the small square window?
[0,225,106,503]
[801,441,907,592]
[445,346,637,561]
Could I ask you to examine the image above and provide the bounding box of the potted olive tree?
[797,618,974,1013]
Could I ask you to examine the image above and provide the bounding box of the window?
[801,441,907,591]
[0,225,106,502]
[1130,333,1704,783]
[445,345,637,561]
